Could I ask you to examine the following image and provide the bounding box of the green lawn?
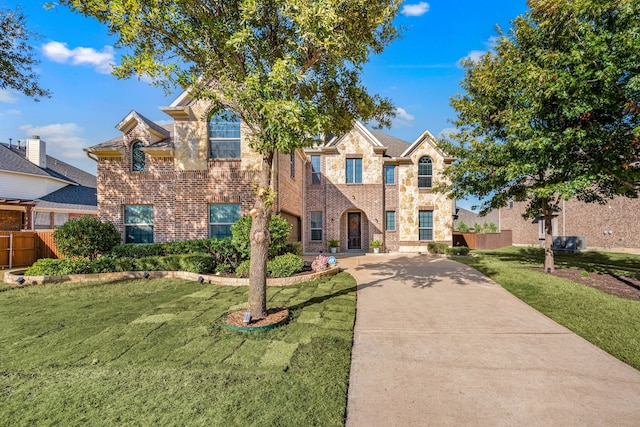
[455,247,640,370]
[0,273,356,426]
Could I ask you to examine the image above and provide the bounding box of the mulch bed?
[225,307,289,328]
[542,268,640,300]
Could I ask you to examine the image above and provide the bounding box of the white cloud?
[19,123,88,160]
[42,41,115,74]
[392,107,415,128]
[438,128,458,139]
[0,89,19,103]
[401,2,430,17]
[460,36,501,65]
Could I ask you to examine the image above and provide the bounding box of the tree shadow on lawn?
[348,255,500,290]
[484,247,640,279]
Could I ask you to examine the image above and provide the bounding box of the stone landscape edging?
[4,266,341,287]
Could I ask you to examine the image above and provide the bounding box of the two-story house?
[85,90,454,252]
[0,138,97,231]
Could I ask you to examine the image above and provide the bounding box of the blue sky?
[1,1,529,210]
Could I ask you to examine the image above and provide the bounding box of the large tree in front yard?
[440,0,640,272]
[58,0,401,317]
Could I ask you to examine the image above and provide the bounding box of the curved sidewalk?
[341,253,640,426]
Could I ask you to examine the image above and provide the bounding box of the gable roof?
[0,142,96,187]
[369,130,411,158]
[401,130,454,162]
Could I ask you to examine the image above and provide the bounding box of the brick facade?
[500,196,640,252]
[89,94,454,252]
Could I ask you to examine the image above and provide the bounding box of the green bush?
[484,222,499,233]
[89,256,117,273]
[235,260,251,278]
[457,220,470,232]
[231,214,292,260]
[215,263,232,274]
[53,216,120,260]
[284,242,303,256]
[473,222,482,233]
[109,238,242,269]
[178,254,214,274]
[25,257,92,276]
[446,246,470,256]
[267,253,305,278]
[427,242,448,254]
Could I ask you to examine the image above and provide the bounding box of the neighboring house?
[500,197,640,252]
[0,138,97,231]
[85,90,454,252]
[453,207,500,231]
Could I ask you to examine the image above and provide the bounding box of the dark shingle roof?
[36,185,97,211]
[0,142,96,187]
[369,131,411,158]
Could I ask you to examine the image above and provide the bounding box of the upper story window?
[209,110,241,159]
[311,155,321,185]
[131,141,145,172]
[418,156,433,188]
[346,158,362,184]
[385,165,396,185]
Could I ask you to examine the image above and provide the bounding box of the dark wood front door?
[348,212,361,250]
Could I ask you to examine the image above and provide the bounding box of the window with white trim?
[418,157,433,188]
[418,210,433,241]
[310,211,323,241]
[346,158,362,184]
[209,204,241,238]
[124,205,154,243]
[209,111,241,159]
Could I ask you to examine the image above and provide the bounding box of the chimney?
[26,136,46,168]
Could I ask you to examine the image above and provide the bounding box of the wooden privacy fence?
[452,230,513,250]
[0,230,60,268]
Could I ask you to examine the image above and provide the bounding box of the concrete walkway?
[340,253,640,426]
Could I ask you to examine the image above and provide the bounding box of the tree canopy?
[59,0,401,316]
[0,7,51,100]
[440,0,640,271]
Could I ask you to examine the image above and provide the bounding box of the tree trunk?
[542,198,555,273]
[248,153,274,319]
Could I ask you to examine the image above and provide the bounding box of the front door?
[348,212,361,250]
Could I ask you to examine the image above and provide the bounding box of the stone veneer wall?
[396,138,453,253]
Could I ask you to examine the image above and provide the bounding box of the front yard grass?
[455,247,640,370]
[0,273,356,426]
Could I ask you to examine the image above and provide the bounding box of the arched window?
[418,156,432,188]
[209,110,241,159]
[131,141,145,172]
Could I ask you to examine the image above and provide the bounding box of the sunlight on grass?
[0,273,356,426]
[456,247,640,370]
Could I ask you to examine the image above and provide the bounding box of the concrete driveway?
[340,253,640,426]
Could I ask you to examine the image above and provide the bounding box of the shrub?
[457,221,470,233]
[473,222,482,233]
[235,260,251,278]
[89,256,117,273]
[485,222,499,233]
[284,242,303,256]
[54,216,120,260]
[427,242,448,254]
[446,246,470,256]
[267,253,305,278]
[311,255,329,272]
[178,254,214,274]
[25,257,92,276]
[215,263,232,274]
[231,214,292,260]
